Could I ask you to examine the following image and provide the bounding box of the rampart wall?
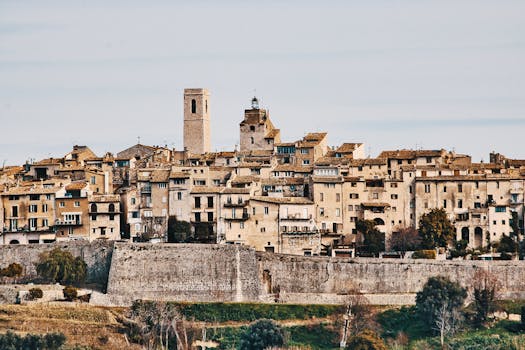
[2,243,525,306]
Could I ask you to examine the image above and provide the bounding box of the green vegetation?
[412,250,436,259]
[418,208,455,249]
[239,319,284,350]
[357,219,385,257]
[174,302,342,322]
[0,331,66,350]
[346,330,387,350]
[63,286,78,301]
[36,248,87,286]
[28,287,44,300]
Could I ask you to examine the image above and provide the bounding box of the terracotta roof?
[417,175,523,181]
[335,143,363,153]
[251,196,313,205]
[65,182,87,191]
[238,162,262,168]
[303,132,327,141]
[222,187,251,194]
[264,129,280,139]
[378,149,445,159]
[348,158,387,166]
[3,185,62,196]
[89,194,120,202]
[231,176,260,184]
[311,176,344,183]
[275,142,296,147]
[506,159,525,167]
[33,158,62,166]
[169,171,190,179]
[190,186,223,194]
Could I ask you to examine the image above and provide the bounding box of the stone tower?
[239,97,280,152]
[184,88,211,154]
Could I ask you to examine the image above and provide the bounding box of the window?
[502,220,506,225]
[158,183,167,188]
[320,193,324,201]
[458,199,463,208]
[74,201,80,207]
[261,227,266,233]
[29,204,38,213]
[443,186,447,193]
[350,217,357,222]
[177,192,182,200]
[90,176,96,184]
[474,202,481,209]
[195,197,201,208]
[372,193,379,199]
[91,214,97,221]
[90,203,97,212]
[458,184,463,193]
[495,206,506,213]
[131,197,136,205]
[336,193,340,202]
[302,160,310,165]
[132,211,139,218]
[250,137,254,144]
[335,208,340,217]
[475,181,479,189]
[46,194,52,200]
[319,208,325,216]
[8,195,19,200]
[42,219,48,227]
[390,183,398,188]
[250,125,255,131]
[443,200,447,208]
[300,149,309,154]
[391,194,398,199]
[207,212,213,222]
[240,222,244,229]
[426,156,432,163]
[42,204,48,212]
[264,207,269,215]
[351,182,357,187]
[29,218,37,229]
[252,207,256,215]
[207,196,214,208]
[424,184,431,193]
[173,179,186,185]
[392,207,397,212]
[29,194,40,201]
[12,206,18,217]
[194,212,201,222]
[59,201,65,208]
[191,99,196,113]
[349,193,359,199]
[348,205,353,211]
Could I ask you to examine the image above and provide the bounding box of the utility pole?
[340,302,353,348]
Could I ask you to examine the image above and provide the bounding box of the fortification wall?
[257,253,525,304]
[105,243,260,305]
[0,241,113,286]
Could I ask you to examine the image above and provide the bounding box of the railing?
[223,213,250,220]
[223,200,248,207]
[281,214,312,220]
[141,186,152,194]
[55,220,82,226]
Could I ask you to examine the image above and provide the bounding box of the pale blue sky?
[1,0,524,165]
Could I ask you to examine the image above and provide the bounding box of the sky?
[1,0,524,165]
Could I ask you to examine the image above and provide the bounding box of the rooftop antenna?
[137,136,141,145]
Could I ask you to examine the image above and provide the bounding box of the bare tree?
[433,301,463,349]
[340,291,377,347]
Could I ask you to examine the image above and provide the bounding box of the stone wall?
[105,243,260,305]
[257,253,525,303]
[0,241,113,287]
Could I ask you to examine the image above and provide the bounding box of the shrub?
[0,262,23,278]
[239,319,285,350]
[36,248,87,286]
[412,250,436,259]
[0,331,66,350]
[28,287,44,300]
[346,330,387,350]
[63,286,78,301]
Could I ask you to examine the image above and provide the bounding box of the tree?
[497,234,517,254]
[36,248,87,286]
[357,219,385,257]
[471,269,501,326]
[341,292,378,347]
[388,227,421,257]
[167,217,191,243]
[239,319,285,350]
[416,276,467,343]
[346,330,387,350]
[0,262,23,278]
[418,208,455,249]
[63,286,78,301]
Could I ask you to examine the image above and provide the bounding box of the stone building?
[239,97,280,152]
[88,194,120,241]
[183,88,211,155]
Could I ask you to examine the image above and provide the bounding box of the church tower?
[183,88,211,155]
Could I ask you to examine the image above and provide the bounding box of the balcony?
[223,213,250,221]
[510,187,523,194]
[55,219,82,226]
[140,186,152,194]
[281,214,312,221]
[223,200,248,207]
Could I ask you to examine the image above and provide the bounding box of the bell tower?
[183,88,210,154]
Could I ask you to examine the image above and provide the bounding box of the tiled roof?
[361,202,390,207]
[231,176,260,184]
[190,186,224,194]
[265,129,280,139]
[273,164,313,172]
[262,177,305,186]
[311,176,344,183]
[335,143,363,153]
[65,182,87,191]
[222,187,251,194]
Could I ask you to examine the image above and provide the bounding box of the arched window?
[191,99,196,113]
[250,137,254,144]
[461,227,469,242]
[90,203,97,213]
[9,240,19,245]
[373,218,385,226]
[109,203,115,212]
[250,125,255,132]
